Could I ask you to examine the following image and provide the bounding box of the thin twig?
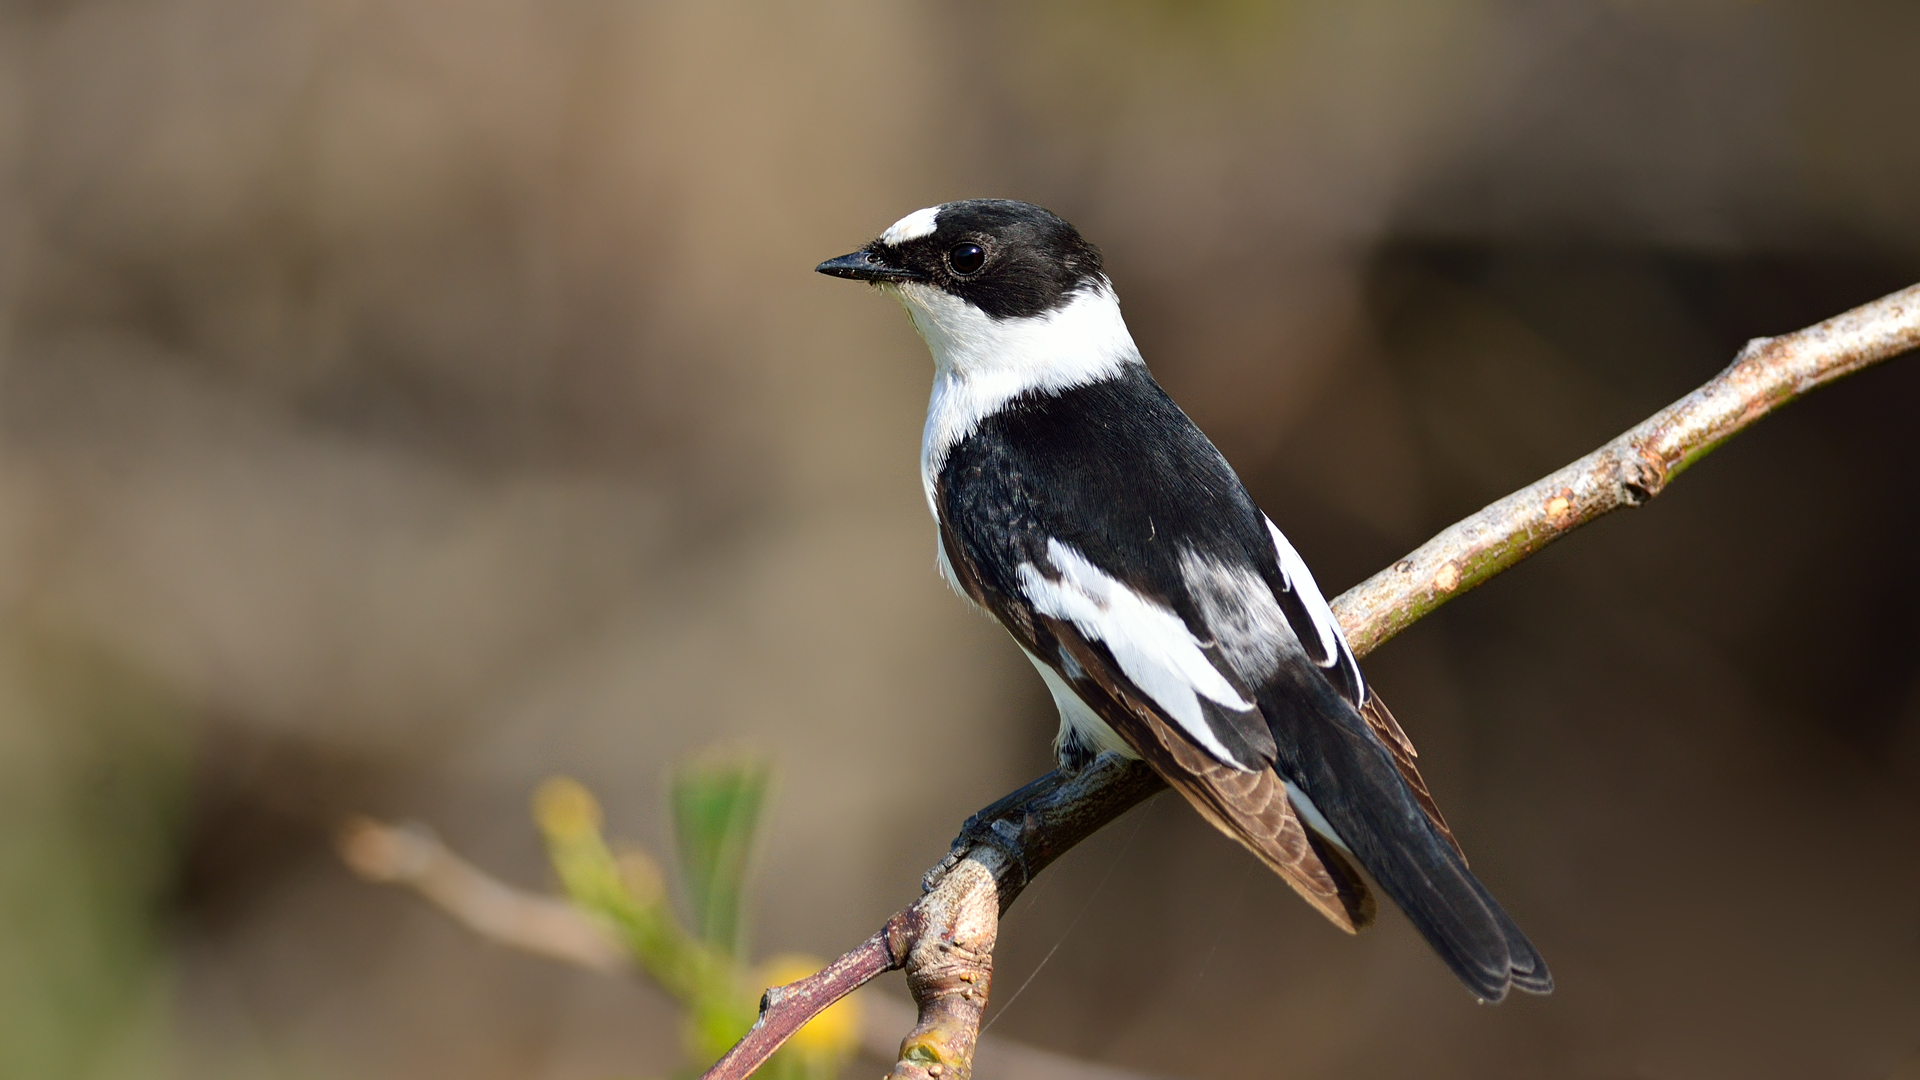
[337,816,1170,1080]
[337,816,631,973]
[701,281,1920,1080]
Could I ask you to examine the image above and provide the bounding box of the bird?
[815,199,1551,1003]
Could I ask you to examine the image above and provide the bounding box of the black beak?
[815,249,926,283]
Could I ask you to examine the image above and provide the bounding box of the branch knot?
[1617,450,1665,505]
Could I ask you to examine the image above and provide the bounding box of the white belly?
[1021,648,1138,761]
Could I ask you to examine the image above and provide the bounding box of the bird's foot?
[921,768,1068,894]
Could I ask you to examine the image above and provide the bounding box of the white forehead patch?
[881,205,941,245]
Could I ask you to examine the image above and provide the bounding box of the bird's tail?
[1274,685,1552,1002]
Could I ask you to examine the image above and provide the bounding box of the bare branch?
[1336,282,1920,655]
[860,995,1176,1080]
[341,283,1920,1080]
[338,813,1172,1080]
[337,817,631,974]
[705,925,901,1077]
[707,755,1165,1080]
[703,280,1920,1080]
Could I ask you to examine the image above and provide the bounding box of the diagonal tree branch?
[1337,283,1920,655]
[702,282,1920,1080]
[340,283,1920,1080]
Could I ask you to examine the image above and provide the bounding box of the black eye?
[948,242,985,275]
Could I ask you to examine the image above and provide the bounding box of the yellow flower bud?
[532,776,603,841]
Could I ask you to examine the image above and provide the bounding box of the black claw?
[922,769,1069,893]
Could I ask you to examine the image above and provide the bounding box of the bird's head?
[816,200,1134,381]
[816,199,1104,316]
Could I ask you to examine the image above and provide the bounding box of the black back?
[937,364,1290,632]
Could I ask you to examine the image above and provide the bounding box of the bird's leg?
[921,769,1069,894]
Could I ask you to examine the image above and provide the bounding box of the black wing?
[935,366,1300,771]
[935,365,1549,1000]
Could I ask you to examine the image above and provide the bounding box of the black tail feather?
[1269,683,1552,1002]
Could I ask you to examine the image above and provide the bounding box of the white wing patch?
[1177,547,1306,685]
[1017,538,1254,767]
[1266,518,1341,662]
[1265,516,1366,698]
[881,205,941,244]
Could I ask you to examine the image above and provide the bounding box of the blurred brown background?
[3,1,1919,1077]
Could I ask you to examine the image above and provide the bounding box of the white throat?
[893,280,1142,513]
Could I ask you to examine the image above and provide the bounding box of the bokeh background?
[3,1,1919,1077]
